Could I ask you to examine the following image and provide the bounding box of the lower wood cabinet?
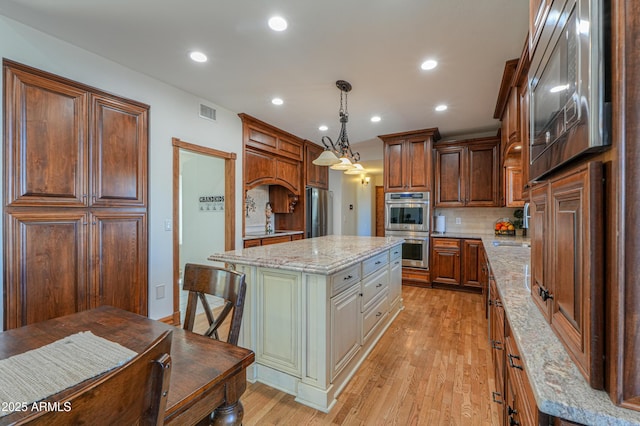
[243,233,303,248]
[431,238,461,284]
[529,161,604,389]
[431,237,483,290]
[3,210,147,329]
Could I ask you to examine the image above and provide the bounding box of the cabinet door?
[549,162,603,388]
[4,65,88,207]
[467,142,500,206]
[384,140,406,192]
[256,269,302,376]
[434,146,465,206]
[4,210,89,329]
[431,239,460,284]
[405,138,431,191]
[461,239,482,288]
[389,254,402,308]
[305,143,328,189]
[330,283,361,380]
[489,278,505,422]
[505,166,525,207]
[530,183,551,321]
[91,210,147,315]
[90,95,148,207]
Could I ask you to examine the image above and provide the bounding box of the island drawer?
[361,268,389,312]
[390,245,402,261]
[362,252,388,277]
[362,289,389,342]
[331,264,361,297]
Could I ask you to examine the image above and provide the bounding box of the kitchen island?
[209,235,404,412]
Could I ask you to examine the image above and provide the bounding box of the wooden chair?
[182,263,247,346]
[16,330,173,426]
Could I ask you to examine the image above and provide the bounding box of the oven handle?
[403,238,429,243]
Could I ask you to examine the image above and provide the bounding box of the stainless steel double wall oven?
[384,192,430,269]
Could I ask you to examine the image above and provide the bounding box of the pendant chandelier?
[312,80,366,174]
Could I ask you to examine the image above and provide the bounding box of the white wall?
[0,16,244,326]
[179,152,226,267]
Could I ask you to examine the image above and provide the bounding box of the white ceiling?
[0,0,529,165]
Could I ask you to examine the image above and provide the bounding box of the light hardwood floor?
[229,286,501,425]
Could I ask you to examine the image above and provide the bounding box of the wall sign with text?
[199,195,224,212]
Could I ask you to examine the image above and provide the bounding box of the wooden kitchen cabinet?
[305,141,328,189]
[505,321,538,426]
[431,238,461,285]
[488,277,505,425]
[3,60,149,329]
[529,0,552,58]
[243,233,304,248]
[461,239,483,288]
[495,42,530,207]
[245,148,301,195]
[529,161,604,389]
[434,137,501,207]
[432,238,483,290]
[379,128,441,193]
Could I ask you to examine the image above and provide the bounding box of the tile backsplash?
[245,185,274,233]
[433,207,522,234]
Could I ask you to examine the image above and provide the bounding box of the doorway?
[171,138,237,325]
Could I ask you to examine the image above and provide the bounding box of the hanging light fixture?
[312,80,362,171]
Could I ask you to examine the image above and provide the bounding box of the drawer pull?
[376,283,383,288]
[344,275,353,280]
[492,391,503,404]
[508,353,523,370]
[539,287,554,302]
[376,312,383,317]
[491,340,503,351]
[375,260,382,265]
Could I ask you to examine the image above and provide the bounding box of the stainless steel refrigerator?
[306,187,332,238]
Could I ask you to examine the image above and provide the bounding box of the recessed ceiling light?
[271,97,284,106]
[319,125,328,131]
[435,104,448,112]
[370,116,381,123]
[420,59,438,70]
[189,51,208,63]
[268,16,288,31]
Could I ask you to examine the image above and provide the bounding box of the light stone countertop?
[481,235,640,426]
[209,235,404,275]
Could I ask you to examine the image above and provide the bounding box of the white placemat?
[0,331,137,417]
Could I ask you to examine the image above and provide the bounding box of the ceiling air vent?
[199,103,216,121]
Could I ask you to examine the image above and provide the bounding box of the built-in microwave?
[385,192,430,233]
[529,0,610,180]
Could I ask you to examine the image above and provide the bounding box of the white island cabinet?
[209,236,404,412]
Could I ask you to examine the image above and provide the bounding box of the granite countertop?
[243,230,304,240]
[209,235,404,275]
[481,235,640,425]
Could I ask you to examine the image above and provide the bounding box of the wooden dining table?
[0,306,255,425]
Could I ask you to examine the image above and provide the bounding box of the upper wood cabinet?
[529,0,552,58]
[3,60,149,329]
[239,114,304,195]
[529,161,604,389]
[495,41,531,206]
[379,128,441,193]
[434,136,501,207]
[4,64,148,209]
[305,141,328,189]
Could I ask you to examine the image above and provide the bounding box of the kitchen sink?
[492,240,531,248]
